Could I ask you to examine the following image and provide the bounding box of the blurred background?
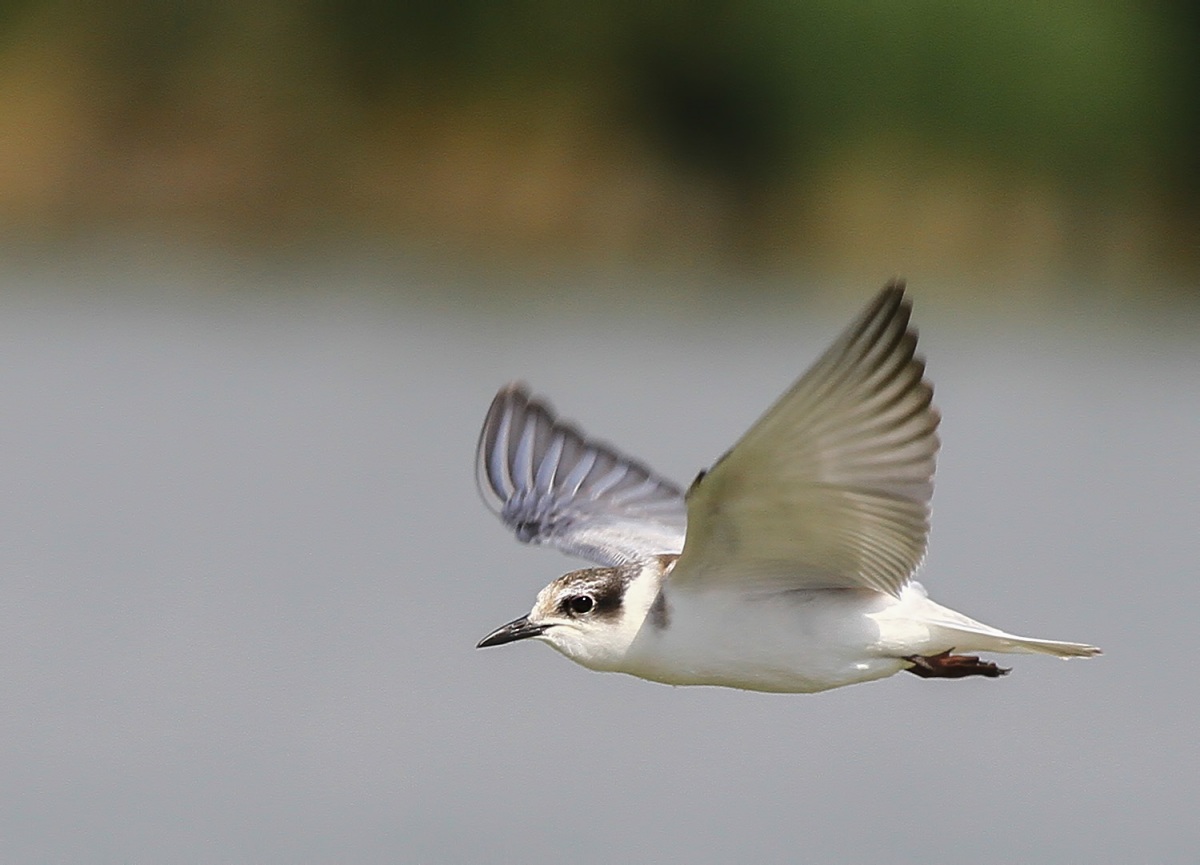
[0,0,1197,286]
[0,3,1198,864]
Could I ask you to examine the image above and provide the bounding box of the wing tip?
[879,277,908,310]
[476,382,540,515]
[490,380,532,411]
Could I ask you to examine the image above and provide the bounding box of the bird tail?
[900,583,1101,659]
[937,628,1102,658]
[915,596,1101,658]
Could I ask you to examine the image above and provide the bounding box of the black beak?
[476,615,548,648]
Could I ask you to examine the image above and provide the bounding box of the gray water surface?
[0,263,1195,863]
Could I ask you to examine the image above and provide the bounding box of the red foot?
[904,649,1010,679]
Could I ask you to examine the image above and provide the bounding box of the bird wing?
[671,282,939,598]
[476,384,688,566]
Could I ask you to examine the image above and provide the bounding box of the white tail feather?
[929,619,1101,658]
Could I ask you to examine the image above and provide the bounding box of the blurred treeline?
[0,0,1196,286]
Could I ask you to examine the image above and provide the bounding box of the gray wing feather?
[672,281,939,597]
[476,384,687,566]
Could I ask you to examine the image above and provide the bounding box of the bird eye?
[566,595,595,616]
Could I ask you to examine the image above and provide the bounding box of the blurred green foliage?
[0,0,1195,279]
[313,0,1192,188]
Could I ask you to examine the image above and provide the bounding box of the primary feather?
[672,281,939,597]
[475,384,687,566]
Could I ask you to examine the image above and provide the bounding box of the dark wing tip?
[876,279,910,329]
[486,381,533,420]
[475,384,528,514]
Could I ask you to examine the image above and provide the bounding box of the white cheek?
[542,626,585,659]
[540,624,608,670]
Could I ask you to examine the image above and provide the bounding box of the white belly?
[620,587,927,693]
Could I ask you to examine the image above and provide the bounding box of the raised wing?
[672,281,939,597]
[476,384,688,566]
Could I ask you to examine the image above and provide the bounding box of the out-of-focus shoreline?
[0,2,1196,291]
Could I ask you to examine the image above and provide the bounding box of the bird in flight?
[475,282,1099,693]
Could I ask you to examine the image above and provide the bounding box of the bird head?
[476,565,649,671]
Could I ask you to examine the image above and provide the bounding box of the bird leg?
[904,649,1010,679]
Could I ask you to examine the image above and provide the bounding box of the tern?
[475,282,1099,693]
